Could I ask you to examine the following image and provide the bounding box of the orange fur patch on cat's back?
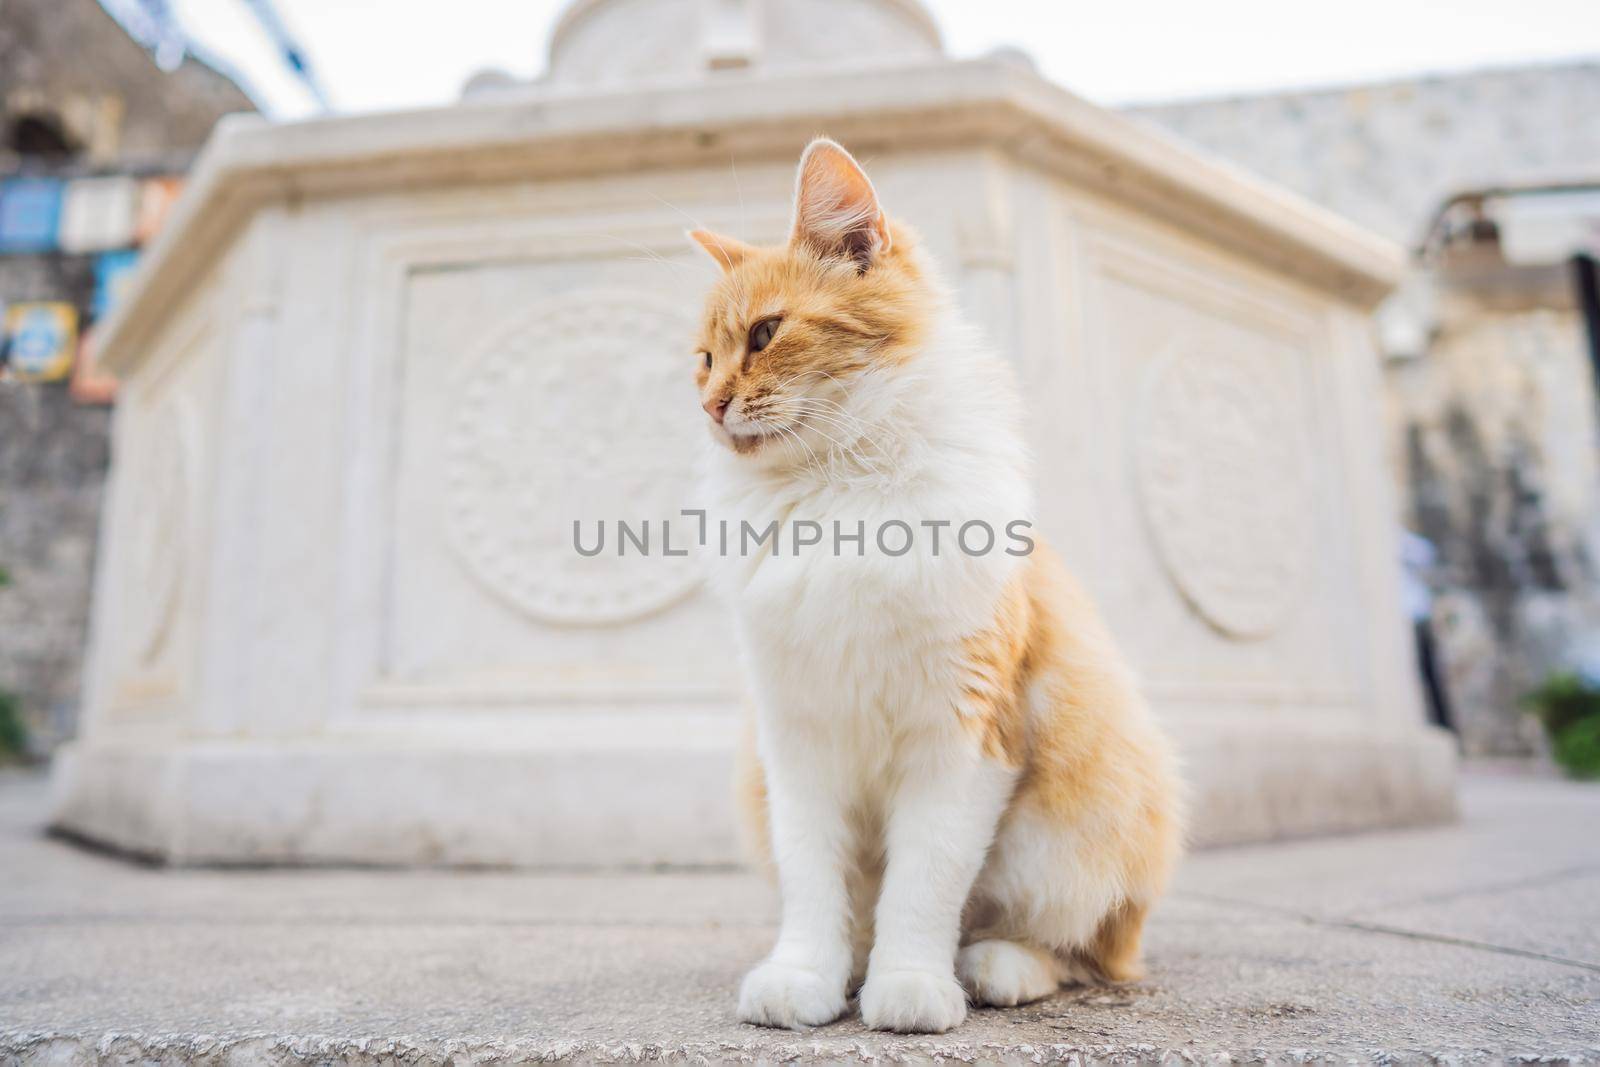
[1017,544,1185,911]
[956,576,1034,767]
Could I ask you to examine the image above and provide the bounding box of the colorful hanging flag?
[0,177,64,253]
[92,249,142,320]
[4,303,79,382]
[134,176,184,243]
[60,175,140,254]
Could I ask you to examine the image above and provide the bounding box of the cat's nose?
[703,396,731,425]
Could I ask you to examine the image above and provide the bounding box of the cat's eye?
[701,351,712,370]
[749,317,781,354]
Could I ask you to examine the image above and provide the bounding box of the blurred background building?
[0,0,253,750]
[1137,65,1600,755]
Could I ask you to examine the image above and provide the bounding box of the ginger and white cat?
[689,139,1183,1034]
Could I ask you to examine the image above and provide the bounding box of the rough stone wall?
[1131,62,1600,247]
[0,383,110,748]
[0,0,254,170]
[0,0,253,752]
[1388,303,1600,754]
[0,247,103,749]
[1135,64,1600,754]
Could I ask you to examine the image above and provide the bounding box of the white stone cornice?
[99,57,1403,373]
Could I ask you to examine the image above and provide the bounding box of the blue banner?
[0,178,64,253]
[92,249,142,320]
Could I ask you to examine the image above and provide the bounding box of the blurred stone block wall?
[1134,62,1600,247]
[0,377,109,749]
[1138,62,1600,755]
[1391,302,1598,754]
[1,0,252,752]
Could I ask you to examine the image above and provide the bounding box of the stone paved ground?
[1,765,1598,1064]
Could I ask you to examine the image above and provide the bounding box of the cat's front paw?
[737,961,847,1029]
[859,969,967,1033]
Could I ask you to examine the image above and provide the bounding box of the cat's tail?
[1063,898,1150,985]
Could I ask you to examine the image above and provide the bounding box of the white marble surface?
[53,0,1453,866]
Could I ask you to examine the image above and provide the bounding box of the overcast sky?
[170,0,1600,119]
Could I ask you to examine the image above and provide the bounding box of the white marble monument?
[51,0,1457,865]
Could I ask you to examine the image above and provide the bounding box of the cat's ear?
[688,229,756,273]
[790,138,891,270]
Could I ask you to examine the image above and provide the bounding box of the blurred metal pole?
[238,0,332,111]
[1574,254,1600,411]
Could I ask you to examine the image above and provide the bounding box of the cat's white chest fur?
[699,319,1031,738]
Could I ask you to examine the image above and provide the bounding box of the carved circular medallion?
[1135,343,1314,640]
[124,402,191,664]
[445,289,703,626]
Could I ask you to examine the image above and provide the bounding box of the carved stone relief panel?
[380,241,732,704]
[123,402,194,665]
[1134,339,1315,639]
[107,321,209,713]
[1080,227,1363,710]
[445,289,702,626]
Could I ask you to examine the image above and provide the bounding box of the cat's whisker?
[764,399,888,473]
[730,156,747,245]
[788,396,908,479]
[784,429,829,482]
[778,414,861,460]
[764,392,868,429]
[769,421,828,481]
[774,409,873,460]
[622,255,694,277]
[651,191,710,235]
[762,403,874,466]
[771,388,882,435]
[769,370,813,395]
[793,396,896,441]
[602,235,696,279]
[762,407,845,480]
[774,398,873,438]
[656,193,756,301]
